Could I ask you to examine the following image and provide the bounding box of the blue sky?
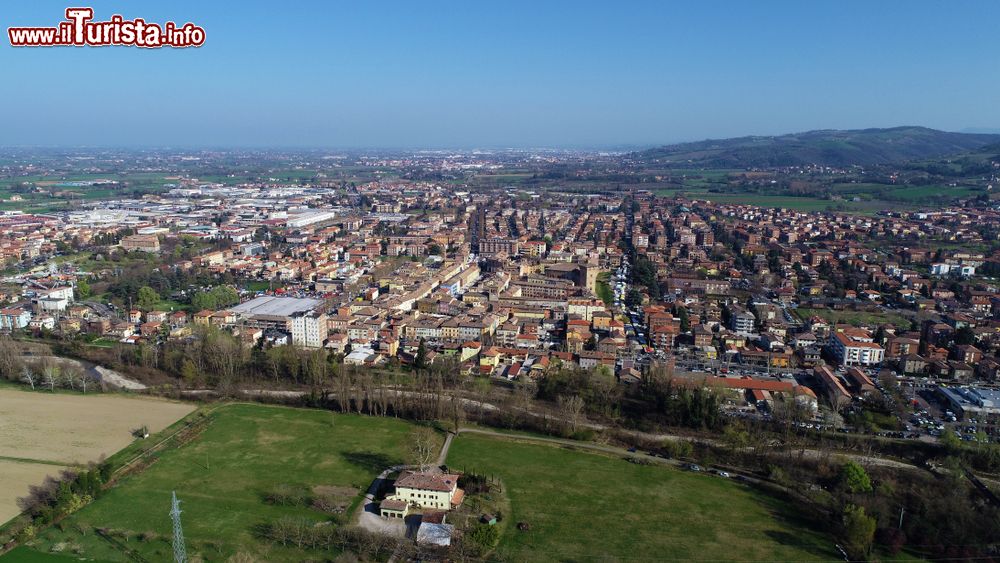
[1,0,998,148]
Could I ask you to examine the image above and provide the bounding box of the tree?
[414,338,428,372]
[304,349,328,387]
[21,366,35,390]
[448,394,466,433]
[203,327,246,390]
[180,359,199,383]
[62,365,82,391]
[939,427,962,455]
[872,326,886,346]
[0,337,22,381]
[624,289,644,310]
[722,422,750,458]
[842,504,876,558]
[78,370,97,394]
[408,427,437,471]
[954,326,975,346]
[75,278,91,301]
[676,306,690,333]
[42,363,60,391]
[191,285,239,311]
[557,394,585,434]
[839,461,873,493]
[136,286,159,312]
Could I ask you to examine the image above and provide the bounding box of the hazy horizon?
[2,1,999,148]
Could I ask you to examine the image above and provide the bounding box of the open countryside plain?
[0,388,194,524]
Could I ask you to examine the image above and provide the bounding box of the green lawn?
[17,404,435,562]
[447,435,839,562]
[243,280,278,292]
[595,272,613,306]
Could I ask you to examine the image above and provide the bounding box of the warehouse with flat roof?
[228,296,324,328]
[937,386,1000,419]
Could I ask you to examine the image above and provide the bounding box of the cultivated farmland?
[0,388,193,464]
[0,388,194,524]
[0,461,69,525]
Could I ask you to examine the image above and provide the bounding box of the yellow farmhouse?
[380,471,464,519]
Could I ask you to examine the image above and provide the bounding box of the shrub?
[839,461,873,494]
[265,484,306,506]
[663,439,693,459]
[468,523,501,552]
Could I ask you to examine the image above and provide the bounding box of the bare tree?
[408,427,438,471]
[42,363,60,392]
[204,328,246,392]
[62,365,82,391]
[21,366,35,390]
[448,393,466,432]
[557,394,586,434]
[77,370,98,394]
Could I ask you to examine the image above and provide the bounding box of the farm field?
[17,404,436,561]
[679,192,896,213]
[0,462,70,526]
[829,182,981,202]
[0,388,194,525]
[446,434,839,562]
[0,389,193,465]
[651,181,982,213]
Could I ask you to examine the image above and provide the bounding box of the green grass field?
[17,404,433,562]
[446,434,839,562]
[1,547,77,562]
[11,403,844,562]
[651,179,982,214]
[673,192,896,213]
[595,272,613,306]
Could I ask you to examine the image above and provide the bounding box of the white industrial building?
[228,296,328,347]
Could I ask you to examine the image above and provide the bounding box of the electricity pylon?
[170,491,187,563]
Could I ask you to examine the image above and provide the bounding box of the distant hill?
[634,126,1000,168]
[981,141,1000,155]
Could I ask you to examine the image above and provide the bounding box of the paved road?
[436,432,455,467]
[354,464,411,537]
